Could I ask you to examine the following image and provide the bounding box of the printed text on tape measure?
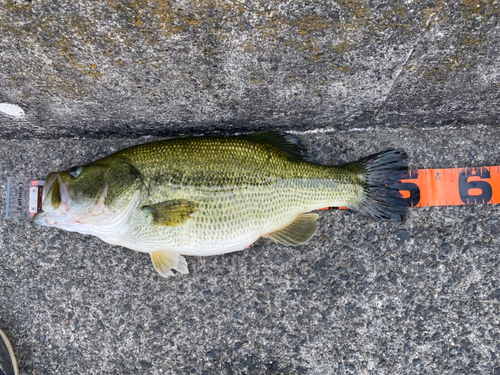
[319,166,499,211]
[393,167,499,207]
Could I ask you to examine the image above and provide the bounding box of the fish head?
[33,161,142,231]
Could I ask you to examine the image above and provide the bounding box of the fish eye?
[69,166,82,178]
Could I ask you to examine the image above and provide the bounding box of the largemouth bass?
[33,133,407,277]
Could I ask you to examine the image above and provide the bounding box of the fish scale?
[111,137,362,256]
[34,133,408,277]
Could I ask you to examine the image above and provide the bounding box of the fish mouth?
[33,173,73,226]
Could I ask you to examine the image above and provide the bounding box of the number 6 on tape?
[391,167,500,207]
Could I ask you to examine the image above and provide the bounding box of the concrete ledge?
[1,1,499,139]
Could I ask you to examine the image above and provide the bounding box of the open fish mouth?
[33,173,73,226]
[41,172,58,205]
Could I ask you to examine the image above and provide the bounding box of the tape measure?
[393,166,499,207]
[7,167,500,220]
[29,180,45,216]
[320,166,500,211]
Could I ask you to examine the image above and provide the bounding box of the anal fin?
[267,213,319,246]
[150,250,189,277]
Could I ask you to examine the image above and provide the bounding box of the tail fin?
[344,150,408,221]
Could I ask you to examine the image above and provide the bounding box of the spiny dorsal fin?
[243,132,309,160]
[150,250,189,277]
[267,213,319,246]
[142,199,197,226]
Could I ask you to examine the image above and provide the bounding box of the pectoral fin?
[267,213,319,246]
[142,199,197,226]
[150,250,189,277]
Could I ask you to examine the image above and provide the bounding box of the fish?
[33,132,408,277]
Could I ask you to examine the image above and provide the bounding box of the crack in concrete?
[373,33,423,120]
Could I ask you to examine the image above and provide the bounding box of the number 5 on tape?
[392,167,500,207]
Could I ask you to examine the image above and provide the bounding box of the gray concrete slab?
[1,125,500,374]
[1,1,499,139]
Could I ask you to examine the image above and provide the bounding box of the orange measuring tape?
[25,167,500,218]
[393,166,498,207]
[321,166,500,210]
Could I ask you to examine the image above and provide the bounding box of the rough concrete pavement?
[1,125,500,374]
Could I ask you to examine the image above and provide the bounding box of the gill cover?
[34,161,142,227]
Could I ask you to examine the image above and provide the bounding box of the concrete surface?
[1,125,500,374]
[0,1,499,139]
[1,1,500,374]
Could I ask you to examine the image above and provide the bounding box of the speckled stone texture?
[1,126,500,374]
[0,1,499,139]
[1,1,500,374]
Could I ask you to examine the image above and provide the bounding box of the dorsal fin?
[242,132,309,160]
